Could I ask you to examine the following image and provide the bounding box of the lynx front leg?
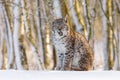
[63,53,73,70]
[55,53,64,70]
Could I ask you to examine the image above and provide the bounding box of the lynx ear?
[64,15,68,23]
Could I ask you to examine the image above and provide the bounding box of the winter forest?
[0,0,120,71]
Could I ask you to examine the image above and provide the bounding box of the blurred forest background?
[0,0,120,70]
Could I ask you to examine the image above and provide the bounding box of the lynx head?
[52,17,69,39]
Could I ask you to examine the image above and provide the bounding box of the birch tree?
[13,0,23,70]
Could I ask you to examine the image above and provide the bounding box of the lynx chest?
[53,39,67,54]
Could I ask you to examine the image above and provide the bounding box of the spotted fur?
[52,18,94,71]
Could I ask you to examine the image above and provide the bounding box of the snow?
[0,70,119,80]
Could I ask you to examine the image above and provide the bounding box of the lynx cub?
[51,17,94,71]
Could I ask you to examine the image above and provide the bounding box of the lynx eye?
[58,31,63,36]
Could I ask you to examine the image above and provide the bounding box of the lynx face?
[52,18,68,40]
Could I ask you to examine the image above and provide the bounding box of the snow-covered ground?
[0,70,119,80]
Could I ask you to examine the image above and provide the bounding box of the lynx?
[51,17,94,71]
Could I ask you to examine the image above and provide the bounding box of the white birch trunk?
[101,0,109,70]
[0,5,4,69]
[13,0,23,70]
[118,20,120,70]
[23,37,40,70]
[114,0,120,69]
[53,0,62,18]
[112,0,118,70]
[21,0,29,34]
[36,0,45,67]
[2,6,14,69]
[42,0,54,70]
[69,0,82,33]
[82,0,90,39]
[0,25,4,69]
